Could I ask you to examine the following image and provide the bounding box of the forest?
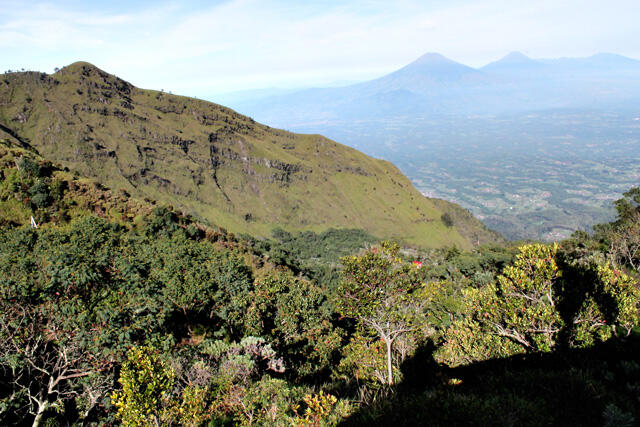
[1,139,640,426]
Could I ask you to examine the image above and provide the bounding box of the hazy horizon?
[208,50,640,98]
[2,0,639,97]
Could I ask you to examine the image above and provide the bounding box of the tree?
[610,219,640,273]
[558,254,639,347]
[439,243,563,365]
[439,243,640,366]
[614,187,640,225]
[335,242,425,385]
[245,272,342,378]
[0,303,109,427]
[0,221,118,426]
[492,243,564,351]
[148,235,253,337]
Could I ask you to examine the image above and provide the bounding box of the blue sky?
[1,0,639,97]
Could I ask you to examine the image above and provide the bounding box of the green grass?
[0,62,498,249]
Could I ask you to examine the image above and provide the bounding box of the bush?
[441,212,454,227]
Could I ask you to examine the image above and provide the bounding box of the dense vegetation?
[0,141,352,425]
[1,138,639,426]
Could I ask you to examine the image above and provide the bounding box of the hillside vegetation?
[0,63,498,248]
[1,138,640,426]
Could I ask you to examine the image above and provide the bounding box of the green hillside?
[0,62,498,248]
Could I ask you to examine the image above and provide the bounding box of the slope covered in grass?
[0,62,498,248]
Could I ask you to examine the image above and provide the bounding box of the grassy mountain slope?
[0,62,497,248]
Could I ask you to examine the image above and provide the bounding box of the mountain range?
[222,52,640,123]
[0,62,498,248]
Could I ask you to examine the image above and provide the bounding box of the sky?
[1,0,639,97]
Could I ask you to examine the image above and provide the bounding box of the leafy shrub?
[441,212,454,227]
[111,346,175,426]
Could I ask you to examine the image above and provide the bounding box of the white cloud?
[1,0,639,93]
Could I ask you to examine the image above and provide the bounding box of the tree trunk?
[385,337,394,386]
[32,400,48,427]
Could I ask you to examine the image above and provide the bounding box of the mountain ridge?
[0,61,499,248]
[363,52,487,94]
[224,51,640,116]
[481,51,542,71]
